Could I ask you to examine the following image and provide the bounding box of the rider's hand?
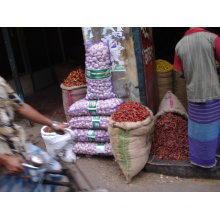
[1,156,25,175]
[54,123,69,133]
[44,123,68,134]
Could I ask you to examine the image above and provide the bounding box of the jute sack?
[60,83,87,122]
[108,108,155,183]
[155,91,188,120]
[173,71,188,111]
[156,70,173,103]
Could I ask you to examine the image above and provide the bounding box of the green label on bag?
[87,129,96,141]
[92,116,101,129]
[96,143,105,155]
[88,100,98,115]
[86,68,111,79]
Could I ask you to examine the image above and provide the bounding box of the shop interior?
[0,27,85,90]
[153,27,220,64]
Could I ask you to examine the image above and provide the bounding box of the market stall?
[50,27,220,183]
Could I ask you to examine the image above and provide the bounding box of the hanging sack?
[85,41,116,100]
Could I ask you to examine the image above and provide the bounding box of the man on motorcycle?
[0,76,68,192]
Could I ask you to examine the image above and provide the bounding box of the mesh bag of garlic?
[69,116,110,130]
[85,41,116,100]
[73,142,113,156]
[67,98,123,117]
[72,128,110,142]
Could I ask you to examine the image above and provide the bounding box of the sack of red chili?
[152,113,189,160]
[60,84,87,122]
[108,101,155,183]
[61,69,87,122]
[151,91,189,160]
[63,69,86,87]
[111,101,151,122]
[155,91,188,119]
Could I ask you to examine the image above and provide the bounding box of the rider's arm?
[17,103,68,132]
[1,78,67,132]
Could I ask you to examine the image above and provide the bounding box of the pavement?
[15,83,220,192]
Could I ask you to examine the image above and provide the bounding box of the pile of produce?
[85,42,116,100]
[156,59,173,72]
[156,59,174,103]
[152,113,189,160]
[86,76,116,100]
[63,69,86,87]
[108,101,154,183]
[112,101,151,122]
[85,42,111,70]
[69,116,110,130]
[68,41,122,157]
[72,129,110,142]
[73,142,113,156]
[68,98,123,117]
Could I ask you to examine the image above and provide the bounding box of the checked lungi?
[188,99,220,168]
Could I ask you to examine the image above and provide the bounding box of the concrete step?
[144,156,220,180]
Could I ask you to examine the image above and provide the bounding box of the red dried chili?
[151,113,189,160]
[63,69,86,87]
[112,101,151,122]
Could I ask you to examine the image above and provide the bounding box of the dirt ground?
[15,83,220,192]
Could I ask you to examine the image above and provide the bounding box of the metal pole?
[16,27,36,92]
[2,27,32,126]
[132,27,147,106]
[57,27,66,62]
[2,27,24,99]
[42,27,56,83]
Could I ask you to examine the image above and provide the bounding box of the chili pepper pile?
[112,101,151,122]
[63,69,86,87]
[151,113,189,160]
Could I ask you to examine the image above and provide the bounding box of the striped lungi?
[188,99,220,168]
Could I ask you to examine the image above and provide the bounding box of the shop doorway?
[153,27,220,64]
[153,27,188,64]
[0,27,85,95]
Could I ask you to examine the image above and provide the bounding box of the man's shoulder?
[175,38,185,51]
[0,76,7,86]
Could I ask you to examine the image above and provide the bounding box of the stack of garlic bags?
[67,42,123,156]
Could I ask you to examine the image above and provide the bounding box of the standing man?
[174,28,220,169]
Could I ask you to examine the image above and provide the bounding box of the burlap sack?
[173,71,188,111]
[157,70,173,103]
[108,108,155,183]
[60,83,87,122]
[155,91,188,120]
